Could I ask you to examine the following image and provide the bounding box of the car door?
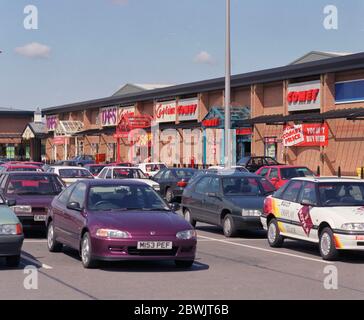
[273,180,304,237]
[257,167,270,178]
[201,177,223,225]
[154,170,168,195]
[62,182,87,249]
[105,168,112,180]
[268,168,279,189]
[162,170,177,196]
[189,176,212,222]
[52,184,76,245]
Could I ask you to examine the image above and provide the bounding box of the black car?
[181,172,275,237]
[237,156,281,172]
[151,168,196,203]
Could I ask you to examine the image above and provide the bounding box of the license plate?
[137,241,173,250]
[34,215,46,222]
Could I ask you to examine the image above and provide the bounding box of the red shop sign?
[236,128,252,135]
[202,118,220,127]
[282,123,328,147]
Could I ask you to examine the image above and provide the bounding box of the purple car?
[46,179,197,269]
[0,172,65,230]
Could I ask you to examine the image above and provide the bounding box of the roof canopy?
[55,121,84,137]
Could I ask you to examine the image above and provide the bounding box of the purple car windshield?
[88,185,169,212]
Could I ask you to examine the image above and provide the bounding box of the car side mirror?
[6,199,16,206]
[67,201,82,211]
[169,203,180,212]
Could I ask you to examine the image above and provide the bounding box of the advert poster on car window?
[282,123,328,147]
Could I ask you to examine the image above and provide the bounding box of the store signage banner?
[287,80,321,112]
[335,79,364,104]
[282,123,328,147]
[119,106,135,119]
[53,137,67,145]
[154,101,176,123]
[100,106,119,127]
[46,115,58,132]
[177,98,199,122]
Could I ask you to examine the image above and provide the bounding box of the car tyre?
[47,221,63,252]
[175,260,194,268]
[267,218,284,248]
[6,255,20,268]
[183,208,196,228]
[81,232,98,269]
[223,214,237,238]
[165,188,174,203]
[319,227,339,261]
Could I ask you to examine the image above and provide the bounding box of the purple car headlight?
[176,230,197,240]
[96,229,131,239]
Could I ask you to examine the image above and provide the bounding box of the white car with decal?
[261,177,364,260]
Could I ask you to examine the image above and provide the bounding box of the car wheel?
[267,218,284,248]
[319,227,339,261]
[81,232,98,269]
[47,222,63,252]
[175,260,194,268]
[183,208,196,228]
[6,255,20,268]
[223,214,237,238]
[165,188,174,203]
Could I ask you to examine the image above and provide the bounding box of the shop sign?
[46,115,58,132]
[202,118,220,127]
[177,98,199,122]
[53,137,67,145]
[282,123,328,147]
[236,128,252,135]
[335,79,364,104]
[100,106,119,127]
[119,107,135,118]
[154,101,176,123]
[287,80,321,112]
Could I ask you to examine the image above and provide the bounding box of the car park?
[97,166,160,192]
[46,179,196,269]
[256,165,316,189]
[181,172,275,237]
[151,168,196,202]
[237,156,281,172]
[138,162,167,178]
[47,166,94,186]
[261,177,364,260]
[0,172,65,231]
[0,193,24,267]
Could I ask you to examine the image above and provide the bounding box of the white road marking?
[198,235,333,264]
[21,255,53,269]
[198,237,265,242]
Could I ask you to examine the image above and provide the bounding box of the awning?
[55,121,84,136]
[201,106,251,129]
[22,122,48,140]
[236,107,364,126]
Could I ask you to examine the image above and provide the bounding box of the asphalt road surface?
[1,222,364,300]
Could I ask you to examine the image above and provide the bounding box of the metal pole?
[224,0,231,168]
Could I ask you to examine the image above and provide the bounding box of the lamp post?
[224,0,232,168]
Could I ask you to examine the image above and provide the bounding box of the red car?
[256,165,316,189]
[0,165,43,172]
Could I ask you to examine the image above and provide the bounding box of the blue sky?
[0,0,363,110]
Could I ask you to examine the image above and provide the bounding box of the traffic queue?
[1,156,364,269]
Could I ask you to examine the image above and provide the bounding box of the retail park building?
[17,51,364,176]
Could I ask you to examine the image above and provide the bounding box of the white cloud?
[194,51,215,65]
[15,42,51,59]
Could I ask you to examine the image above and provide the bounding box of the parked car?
[256,165,316,189]
[261,177,364,260]
[181,172,276,237]
[0,172,65,231]
[237,156,281,172]
[46,180,196,268]
[71,155,95,167]
[54,160,79,166]
[0,164,43,172]
[47,166,94,186]
[97,166,160,192]
[0,193,24,267]
[20,161,44,168]
[151,168,196,203]
[84,164,110,177]
[138,162,167,178]
[109,162,134,167]
[207,165,249,173]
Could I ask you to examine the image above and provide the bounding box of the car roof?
[84,179,151,187]
[51,166,89,170]
[291,177,364,183]
[200,171,260,178]
[108,166,140,169]
[6,165,39,168]
[4,171,58,176]
[259,165,310,169]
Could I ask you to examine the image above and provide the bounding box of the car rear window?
[59,169,92,178]
[113,169,146,179]
[174,169,195,178]
[222,177,274,196]
[146,164,166,172]
[281,167,314,180]
[7,175,64,195]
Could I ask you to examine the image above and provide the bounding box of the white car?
[47,166,94,186]
[138,162,167,178]
[261,177,364,260]
[96,166,160,192]
[208,165,249,173]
